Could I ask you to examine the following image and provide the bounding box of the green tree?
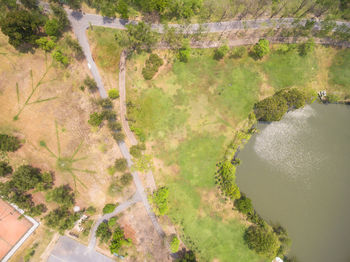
[109,226,130,254]
[254,95,288,122]
[0,161,12,177]
[36,37,56,52]
[45,19,60,37]
[213,45,229,60]
[252,39,270,59]
[150,187,169,215]
[52,50,69,66]
[114,158,128,172]
[216,160,241,200]
[298,38,315,56]
[50,3,70,30]
[88,112,104,127]
[177,250,197,262]
[235,195,253,215]
[116,0,129,19]
[108,217,118,227]
[28,203,46,216]
[0,9,43,48]
[244,226,280,258]
[130,144,145,158]
[170,235,180,253]
[120,173,133,186]
[46,185,75,207]
[21,0,38,10]
[11,165,43,192]
[108,89,119,99]
[44,206,80,234]
[0,134,21,152]
[96,221,112,242]
[84,76,98,91]
[103,203,116,214]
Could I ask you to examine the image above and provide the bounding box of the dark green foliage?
[96,222,112,243]
[213,45,229,60]
[108,217,117,227]
[0,161,12,177]
[108,121,122,131]
[46,185,75,207]
[112,132,125,142]
[45,19,60,37]
[298,38,315,56]
[254,88,306,121]
[247,210,267,228]
[21,0,38,9]
[36,37,56,52]
[215,160,241,200]
[35,172,54,191]
[120,173,132,186]
[114,158,128,172]
[177,250,197,262]
[0,134,21,152]
[101,110,116,121]
[103,203,116,214]
[52,50,69,66]
[28,203,47,216]
[84,76,98,91]
[44,206,80,234]
[88,112,104,127]
[0,9,43,48]
[179,48,191,63]
[130,143,145,158]
[11,165,42,192]
[116,22,157,53]
[333,24,350,41]
[109,226,128,254]
[235,195,253,215]
[150,187,169,215]
[97,98,113,108]
[65,36,84,60]
[50,3,70,30]
[244,226,280,258]
[116,0,129,19]
[142,54,163,80]
[273,224,292,257]
[252,39,270,59]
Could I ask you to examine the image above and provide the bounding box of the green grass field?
[329,49,350,96]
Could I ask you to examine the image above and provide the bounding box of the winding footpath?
[65,7,350,252]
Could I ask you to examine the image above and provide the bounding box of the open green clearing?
[329,49,350,95]
[88,27,348,261]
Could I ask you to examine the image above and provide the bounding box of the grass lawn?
[329,49,350,96]
[262,47,318,90]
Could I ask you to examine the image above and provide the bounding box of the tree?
[50,3,70,30]
[28,203,47,216]
[177,250,197,262]
[103,203,116,214]
[150,187,169,215]
[45,19,60,37]
[252,39,270,59]
[116,22,157,53]
[11,165,42,192]
[88,112,104,127]
[254,95,288,122]
[109,226,130,254]
[170,235,180,253]
[108,217,117,227]
[244,226,280,258]
[116,0,129,19]
[120,173,133,186]
[0,10,43,48]
[0,161,12,177]
[36,37,56,52]
[235,195,253,215]
[21,0,38,10]
[213,45,229,60]
[84,76,98,91]
[0,134,21,152]
[44,206,80,234]
[130,144,145,158]
[96,222,112,242]
[114,158,128,172]
[46,185,75,207]
[52,50,69,66]
[298,38,315,56]
[216,160,241,200]
[108,89,119,99]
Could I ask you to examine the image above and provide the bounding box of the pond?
[237,103,350,262]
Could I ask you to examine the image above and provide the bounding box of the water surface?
[237,103,350,262]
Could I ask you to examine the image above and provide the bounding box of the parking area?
[48,236,114,262]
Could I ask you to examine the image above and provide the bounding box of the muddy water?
[236,103,350,262]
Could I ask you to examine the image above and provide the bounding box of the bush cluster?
[254,88,307,121]
[215,160,241,200]
[108,88,119,99]
[150,187,169,215]
[0,134,21,152]
[142,54,163,80]
[213,45,229,60]
[103,203,117,214]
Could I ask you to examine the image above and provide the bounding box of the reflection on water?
[237,103,350,262]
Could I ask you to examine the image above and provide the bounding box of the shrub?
[142,54,163,80]
[235,195,253,215]
[298,38,315,56]
[65,35,84,59]
[178,250,197,262]
[50,3,70,30]
[109,226,129,254]
[108,89,119,99]
[130,144,145,158]
[252,39,270,59]
[179,48,191,62]
[244,226,280,258]
[45,19,60,37]
[170,235,180,253]
[96,222,112,242]
[108,217,118,227]
[82,219,93,236]
[215,160,241,200]
[108,121,122,131]
[52,50,69,66]
[84,76,97,91]
[86,206,96,215]
[101,110,116,121]
[0,134,21,152]
[103,203,116,214]
[120,173,133,186]
[36,37,56,52]
[45,185,75,207]
[0,161,12,177]
[150,187,169,215]
[231,46,246,58]
[213,45,229,60]
[98,98,113,108]
[113,132,125,142]
[114,158,128,172]
[88,112,104,127]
